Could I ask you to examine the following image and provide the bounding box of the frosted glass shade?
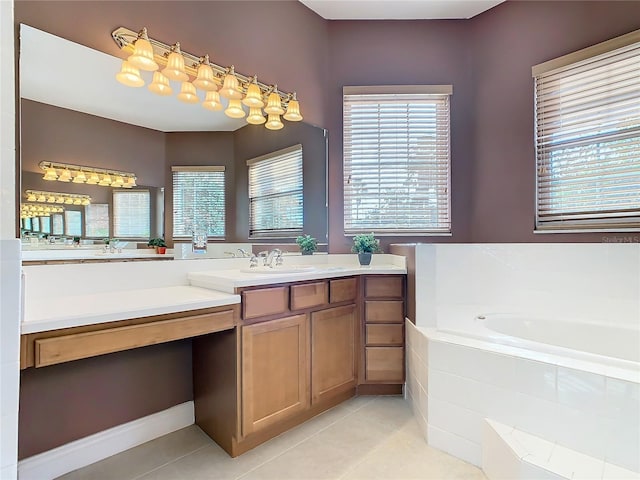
[264,91,284,115]
[43,167,58,181]
[128,36,158,71]
[86,173,100,185]
[247,107,266,125]
[284,99,303,122]
[242,82,265,108]
[225,99,246,118]
[162,47,189,82]
[58,169,72,182]
[64,198,73,205]
[193,59,218,91]
[55,196,65,204]
[116,60,145,87]
[46,196,56,203]
[202,91,223,111]
[72,171,87,183]
[98,174,112,186]
[265,114,284,130]
[81,198,91,206]
[113,176,125,187]
[27,193,36,202]
[148,72,173,96]
[177,82,199,104]
[126,177,137,188]
[219,70,242,99]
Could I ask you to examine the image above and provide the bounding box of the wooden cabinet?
[329,278,357,303]
[21,306,239,369]
[242,286,288,320]
[311,304,357,404]
[290,281,328,311]
[240,314,309,436]
[362,276,405,385]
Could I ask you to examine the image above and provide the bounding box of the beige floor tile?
[57,397,486,480]
[57,426,210,480]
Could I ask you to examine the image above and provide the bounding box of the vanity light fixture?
[111,26,303,129]
[38,161,137,188]
[25,190,91,206]
[21,203,65,218]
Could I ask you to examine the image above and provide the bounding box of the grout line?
[129,443,210,480]
[234,397,380,480]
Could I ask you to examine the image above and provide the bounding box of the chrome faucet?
[237,248,251,258]
[264,249,283,268]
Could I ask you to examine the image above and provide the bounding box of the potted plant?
[351,233,382,266]
[148,237,167,254]
[296,234,318,255]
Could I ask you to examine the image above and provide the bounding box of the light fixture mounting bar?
[111,26,294,104]
[39,161,136,179]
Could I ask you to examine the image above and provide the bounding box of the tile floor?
[58,396,487,480]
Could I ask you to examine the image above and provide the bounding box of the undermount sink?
[240,265,317,274]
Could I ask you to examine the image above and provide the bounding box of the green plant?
[351,233,382,254]
[147,237,166,248]
[296,234,318,254]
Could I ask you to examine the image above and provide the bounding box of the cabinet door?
[311,305,357,404]
[241,314,309,437]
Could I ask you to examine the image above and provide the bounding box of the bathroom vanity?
[19,255,407,464]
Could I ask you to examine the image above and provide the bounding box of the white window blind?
[31,217,40,232]
[85,204,109,238]
[343,86,452,235]
[533,29,640,231]
[51,213,63,235]
[172,166,225,239]
[113,190,150,238]
[247,145,303,237]
[64,211,81,236]
[40,216,50,234]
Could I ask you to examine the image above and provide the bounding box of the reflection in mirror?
[19,25,327,259]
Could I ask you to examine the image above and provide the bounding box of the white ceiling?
[19,25,245,132]
[299,0,504,20]
[20,2,504,131]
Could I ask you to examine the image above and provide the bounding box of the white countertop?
[22,249,173,261]
[22,286,240,334]
[188,263,407,293]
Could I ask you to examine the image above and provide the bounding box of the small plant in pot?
[296,234,318,255]
[148,237,167,254]
[351,233,382,266]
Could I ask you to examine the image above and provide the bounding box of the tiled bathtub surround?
[408,244,640,475]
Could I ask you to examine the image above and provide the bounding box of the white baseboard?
[18,401,194,480]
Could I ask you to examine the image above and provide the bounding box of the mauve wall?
[14,0,328,128]
[233,121,328,243]
[469,1,640,243]
[326,1,640,251]
[20,100,165,189]
[164,131,235,243]
[18,341,193,459]
[326,20,474,251]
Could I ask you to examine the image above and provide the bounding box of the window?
[172,166,225,239]
[31,217,40,232]
[85,204,109,238]
[51,213,64,235]
[247,145,303,238]
[113,190,150,239]
[64,211,82,236]
[343,86,452,235]
[533,29,640,231]
[40,216,50,234]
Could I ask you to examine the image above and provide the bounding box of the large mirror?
[18,25,327,256]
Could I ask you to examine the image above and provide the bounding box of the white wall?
[416,243,640,330]
[0,1,20,478]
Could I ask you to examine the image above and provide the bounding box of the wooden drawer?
[365,300,404,323]
[365,347,404,382]
[329,277,357,303]
[366,324,403,346]
[365,276,403,298]
[290,281,328,311]
[243,286,289,320]
[34,310,236,368]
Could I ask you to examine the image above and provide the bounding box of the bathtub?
[406,317,640,473]
[443,313,640,368]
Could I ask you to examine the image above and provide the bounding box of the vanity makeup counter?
[19,254,407,466]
